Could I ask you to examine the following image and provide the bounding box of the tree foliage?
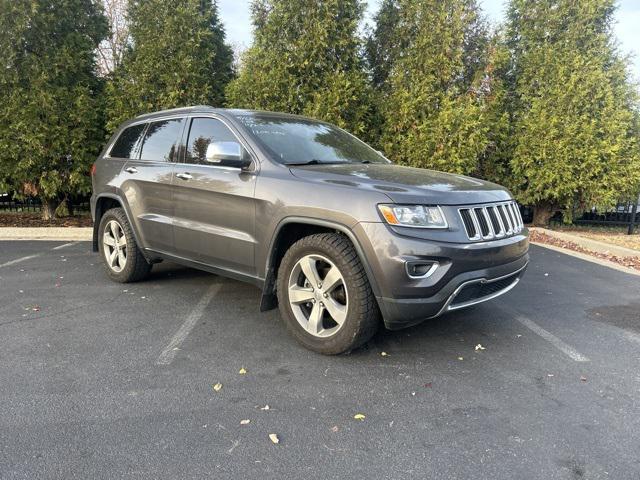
[365,0,400,91]
[380,0,492,175]
[106,0,233,131]
[226,0,373,136]
[0,0,108,218]
[501,0,640,224]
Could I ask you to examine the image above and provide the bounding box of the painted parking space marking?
[513,313,590,362]
[156,283,222,365]
[52,242,79,250]
[0,241,84,268]
[0,254,42,269]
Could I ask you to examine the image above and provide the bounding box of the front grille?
[450,273,519,307]
[458,201,523,241]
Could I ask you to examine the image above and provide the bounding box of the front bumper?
[354,222,529,330]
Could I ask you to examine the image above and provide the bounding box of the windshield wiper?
[285,159,348,166]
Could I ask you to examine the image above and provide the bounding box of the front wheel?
[276,233,380,355]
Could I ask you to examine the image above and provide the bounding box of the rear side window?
[109,123,146,159]
[185,117,238,164]
[139,118,185,162]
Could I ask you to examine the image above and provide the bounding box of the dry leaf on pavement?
[353,414,366,421]
[269,433,279,444]
[212,383,223,392]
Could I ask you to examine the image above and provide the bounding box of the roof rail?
[134,105,214,119]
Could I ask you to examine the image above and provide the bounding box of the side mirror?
[205,141,252,169]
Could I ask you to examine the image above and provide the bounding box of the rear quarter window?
[109,123,146,159]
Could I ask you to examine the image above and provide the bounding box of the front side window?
[139,118,185,162]
[109,123,146,159]
[232,113,389,165]
[185,117,239,164]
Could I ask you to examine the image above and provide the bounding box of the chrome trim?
[430,262,528,319]
[458,201,523,241]
[405,261,439,279]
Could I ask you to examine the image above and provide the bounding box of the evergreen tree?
[502,0,640,225]
[381,0,491,174]
[106,0,233,131]
[0,0,108,219]
[226,0,373,136]
[365,0,400,91]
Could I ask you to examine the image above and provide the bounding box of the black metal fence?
[573,201,640,227]
[0,193,90,215]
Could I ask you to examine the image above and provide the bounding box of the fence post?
[629,192,640,235]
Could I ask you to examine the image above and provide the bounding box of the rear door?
[171,116,257,276]
[121,117,185,253]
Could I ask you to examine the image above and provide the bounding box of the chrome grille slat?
[458,201,523,241]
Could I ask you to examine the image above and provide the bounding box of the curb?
[530,227,640,258]
[0,227,92,241]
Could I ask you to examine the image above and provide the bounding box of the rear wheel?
[277,233,380,354]
[98,207,151,283]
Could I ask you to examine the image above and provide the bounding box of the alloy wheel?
[287,254,348,338]
[103,220,127,273]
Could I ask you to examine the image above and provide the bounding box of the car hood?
[289,163,512,205]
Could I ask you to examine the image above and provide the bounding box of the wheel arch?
[260,217,381,312]
[92,194,142,254]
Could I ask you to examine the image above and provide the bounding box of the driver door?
[171,116,258,276]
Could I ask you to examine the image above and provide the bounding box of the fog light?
[406,261,439,278]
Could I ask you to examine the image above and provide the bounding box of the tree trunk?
[532,203,555,227]
[41,198,58,221]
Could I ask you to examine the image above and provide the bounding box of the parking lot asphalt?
[1,241,639,479]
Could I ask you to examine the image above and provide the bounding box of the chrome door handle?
[124,167,138,174]
[176,172,193,180]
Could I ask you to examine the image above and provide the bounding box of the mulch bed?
[530,230,640,272]
[0,213,93,228]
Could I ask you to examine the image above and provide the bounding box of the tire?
[98,207,152,283]
[276,233,380,355]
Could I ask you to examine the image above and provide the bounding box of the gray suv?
[91,106,529,354]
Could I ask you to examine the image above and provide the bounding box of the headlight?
[378,204,448,229]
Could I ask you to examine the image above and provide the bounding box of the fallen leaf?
[239,367,247,374]
[475,344,486,351]
[240,419,250,425]
[353,413,366,421]
[269,433,279,444]
[260,405,270,410]
[212,383,223,392]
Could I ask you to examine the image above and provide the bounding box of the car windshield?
[232,113,390,165]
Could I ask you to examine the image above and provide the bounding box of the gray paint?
[91,106,529,329]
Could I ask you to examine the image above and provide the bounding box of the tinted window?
[110,123,146,159]
[186,117,238,164]
[139,118,185,162]
[233,114,389,165]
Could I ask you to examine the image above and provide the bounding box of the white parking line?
[514,313,590,362]
[52,242,79,250]
[0,254,42,269]
[156,283,222,365]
